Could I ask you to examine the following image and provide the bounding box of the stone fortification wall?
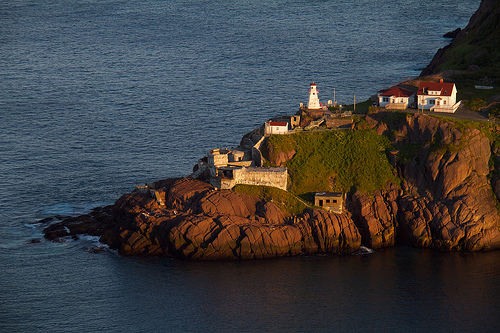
[210,176,235,190]
[233,167,287,190]
[208,148,230,168]
[251,135,266,167]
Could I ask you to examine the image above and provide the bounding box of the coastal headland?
[43,112,500,258]
[43,0,500,258]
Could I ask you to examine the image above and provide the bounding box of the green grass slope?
[264,130,399,202]
[232,184,309,216]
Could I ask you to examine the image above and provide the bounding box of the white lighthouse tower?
[308,82,321,110]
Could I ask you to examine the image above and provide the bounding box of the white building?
[417,81,460,113]
[308,82,321,110]
[264,121,289,135]
[378,87,415,109]
[207,148,253,177]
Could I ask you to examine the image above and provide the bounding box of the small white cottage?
[417,81,459,112]
[378,87,416,109]
[264,121,289,135]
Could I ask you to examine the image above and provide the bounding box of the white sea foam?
[353,245,375,255]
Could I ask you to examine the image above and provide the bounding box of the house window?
[443,100,447,105]
[382,97,389,102]
[430,100,435,105]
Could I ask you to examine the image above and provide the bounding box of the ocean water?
[1,0,499,332]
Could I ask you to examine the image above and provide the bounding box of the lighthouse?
[308,82,321,110]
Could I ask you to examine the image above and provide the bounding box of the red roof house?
[378,87,416,109]
[417,81,459,112]
[264,121,289,135]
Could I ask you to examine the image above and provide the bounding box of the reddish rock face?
[91,178,362,259]
[359,113,500,251]
[196,190,261,218]
[264,140,296,167]
[350,188,400,249]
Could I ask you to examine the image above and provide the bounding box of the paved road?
[404,106,490,122]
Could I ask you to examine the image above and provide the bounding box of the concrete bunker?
[315,192,343,214]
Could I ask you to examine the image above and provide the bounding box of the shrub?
[468,98,488,112]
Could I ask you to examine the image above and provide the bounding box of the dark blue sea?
[1,0,499,332]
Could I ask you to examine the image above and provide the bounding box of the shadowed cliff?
[421,0,500,77]
[419,0,500,115]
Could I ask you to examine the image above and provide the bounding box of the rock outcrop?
[350,187,400,249]
[358,113,500,251]
[45,177,361,259]
[264,141,296,167]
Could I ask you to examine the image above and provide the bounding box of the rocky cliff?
[357,113,500,251]
[421,0,500,77]
[44,114,500,258]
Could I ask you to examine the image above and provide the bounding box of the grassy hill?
[232,184,309,215]
[262,129,399,202]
